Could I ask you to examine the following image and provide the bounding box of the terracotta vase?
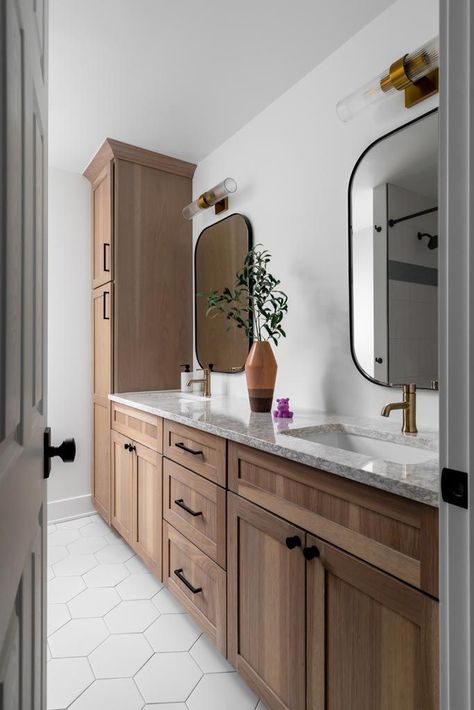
[245,341,277,413]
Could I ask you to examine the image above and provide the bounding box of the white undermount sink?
[282,428,435,465]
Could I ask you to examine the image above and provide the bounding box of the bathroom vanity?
[104,391,439,710]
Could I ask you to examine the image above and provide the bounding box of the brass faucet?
[381,384,417,434]
[187,368,211,397]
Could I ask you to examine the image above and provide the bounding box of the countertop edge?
[109,393,439,508]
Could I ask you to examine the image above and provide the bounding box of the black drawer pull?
[175,442,203,456]
[303,545,320,561]
[103,291,110,320]
[173,568,202,594]
[174,499,203,517]
[285,535,301,550]
[103,242,111,272]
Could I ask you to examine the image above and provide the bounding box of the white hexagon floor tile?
[56,516,94,531]
[125,554,150,575]
[143,705,188,710]
[49,618,109,657]
[190,634,234,673]
[48,576,85,604]
[145,613,201,652]
[68,678,143,710]
[187,672,258,710]
[68,536,107,555]
[47,545,69,566]
[68,587,121,618]
[80,520,110,537]
[135,652,202,703]
[83,563,130,588]
[47,604,71,637]
[89,633,153,678]
[47,657,93,710]
[116,573,162,600]
[95,541,135,564]
[104,599,159,633]
[152,588,186,614]
[52,553,97,577]
[48,528,81,547]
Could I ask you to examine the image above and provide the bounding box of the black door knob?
[303,545,320,561]
[43,427,76,479]
[285,535,302,550]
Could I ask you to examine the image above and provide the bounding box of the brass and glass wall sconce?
[182,178,237,220]
[337,37,439,122]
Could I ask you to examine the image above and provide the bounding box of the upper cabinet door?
[227,493,306,710]
[92,163,113,289]
[306,534,439,710]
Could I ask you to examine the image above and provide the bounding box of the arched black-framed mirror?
[349,109,438,390]
[194,213,252,373]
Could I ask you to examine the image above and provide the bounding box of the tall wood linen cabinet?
[84,139,196,525]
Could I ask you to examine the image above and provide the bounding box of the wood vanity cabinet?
[111,428,162,577]
[228,492,439,710]
[85,139,195,524]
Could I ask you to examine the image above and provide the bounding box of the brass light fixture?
[182,178,237,220]
[337,37,439,122]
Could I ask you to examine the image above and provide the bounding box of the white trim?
[439,0,473,707]
[47,494,94,523]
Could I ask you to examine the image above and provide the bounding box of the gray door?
[0,0,48,707]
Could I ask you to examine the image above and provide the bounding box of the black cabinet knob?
[285,535,302,550]
[375,357,383,364]
[124,443,130,450]
[303,545,320,561]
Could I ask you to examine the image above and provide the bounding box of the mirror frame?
[347,108,438,389]
[194,212,253,373]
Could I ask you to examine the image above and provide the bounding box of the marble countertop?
[109,391,440,507]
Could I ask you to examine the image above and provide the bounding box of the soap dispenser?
[180,364,192,393]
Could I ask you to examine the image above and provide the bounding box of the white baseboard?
[47,494,94,523]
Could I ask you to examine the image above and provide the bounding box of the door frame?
[439,0,474,706]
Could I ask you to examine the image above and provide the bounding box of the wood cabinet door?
[92,163,113,289]
[111,430,133,543]
[92,283,112,401]
[306,534,439,710]
[227,493,306,710]
[93,401,111,523]
[132,442,162,578]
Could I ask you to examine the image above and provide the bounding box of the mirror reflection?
[350,110,438,389]
[195,214,252,373]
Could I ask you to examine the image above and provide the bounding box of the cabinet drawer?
[163,522,226,654]
[163,458,226,568]
[228,441,439,597]
[163,421,226,486]
[111,402,162,452]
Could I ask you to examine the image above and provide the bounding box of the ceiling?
[49,0,396,173]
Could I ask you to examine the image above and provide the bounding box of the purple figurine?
[273,397,294,419]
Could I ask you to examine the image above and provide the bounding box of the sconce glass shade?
[182,178,237,220]
[336,37,439,122]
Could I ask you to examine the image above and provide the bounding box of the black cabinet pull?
[124,443,130,450]
[103,291,110,320]
[124,443,135,452]
[173,568,202,594]
[303,545,320,561]
[285,535,301,550]
[103,242,111,272]
[174,499,203,517]
[175,442,203,456]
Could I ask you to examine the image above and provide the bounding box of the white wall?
[192,0,439,429]
[47,168,94,520]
